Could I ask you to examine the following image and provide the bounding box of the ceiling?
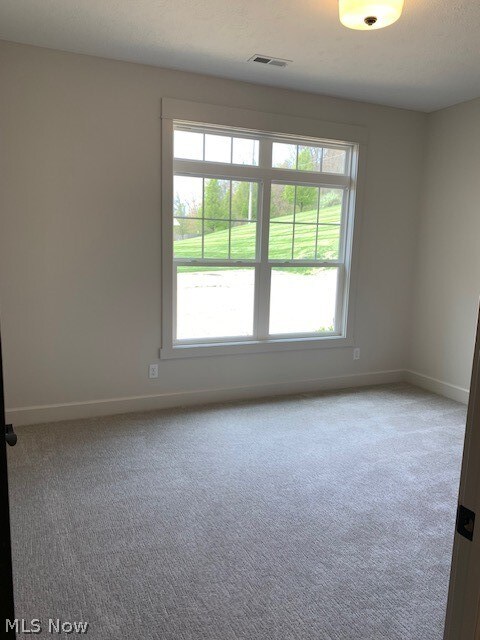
[0,0,479,112]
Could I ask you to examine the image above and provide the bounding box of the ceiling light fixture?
[339,0,404,30]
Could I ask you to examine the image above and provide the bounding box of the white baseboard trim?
[6,369,405,426]
[405,370,469,405]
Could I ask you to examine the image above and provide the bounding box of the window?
[162,115,359,357]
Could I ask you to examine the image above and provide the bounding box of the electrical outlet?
[353,348,360,360]
[148,364,159,379]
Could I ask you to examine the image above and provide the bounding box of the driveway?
[177,269,337,339]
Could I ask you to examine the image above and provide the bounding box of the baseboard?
[405,370,469,405]
[6,369,404,426]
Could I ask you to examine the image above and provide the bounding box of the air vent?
[248,54,291,68]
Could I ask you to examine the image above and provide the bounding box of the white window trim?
[160,99,367,360]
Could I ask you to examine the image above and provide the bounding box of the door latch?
[456,504,475,541]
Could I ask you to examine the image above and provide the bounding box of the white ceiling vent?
[248,54,291,68]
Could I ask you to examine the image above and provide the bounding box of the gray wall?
[410,98,480,395]
[0,41,427,421]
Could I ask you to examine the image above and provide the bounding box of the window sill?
[160,334,353,359]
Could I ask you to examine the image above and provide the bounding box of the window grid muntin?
[272,142,346,175]
[172,122,356,345]
[268,181,345,263]
[174,126,260,167]
[173,174,260,261]
[175,123,351,170]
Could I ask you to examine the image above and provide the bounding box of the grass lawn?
[174,205,341,270]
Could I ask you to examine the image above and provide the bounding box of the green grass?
[174,205,341,272]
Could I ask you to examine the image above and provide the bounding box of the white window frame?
[160,99,367,359]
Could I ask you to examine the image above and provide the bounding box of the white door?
[444,304,480,639]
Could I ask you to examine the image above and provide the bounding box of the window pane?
[270,183,294,221]
[204,134,231,163]
[272,142,297,169]
[269,223,293,260]
[230,220,257,260]
[319,188,343,224]
[176,267,255,339]
[204,179,230,219]
[231,181,258,220]
[174,175,203,217]
[203,221,229,259]
[297,145,322,172]
[174,218,203,258]
[269,267,338,334]
[174,130,204,160]
[316,225,341,261]
[322,148,347,174]
[293,224,317,260]
[295,185,319,222]
[232,138,259,165]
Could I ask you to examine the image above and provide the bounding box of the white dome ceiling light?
[339,0,404,30]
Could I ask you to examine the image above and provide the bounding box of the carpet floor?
[8,383,466,639]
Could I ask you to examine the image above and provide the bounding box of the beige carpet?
[8,383,465,639]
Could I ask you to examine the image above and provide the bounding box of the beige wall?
[409,98,480,397]
[0,41,427,422]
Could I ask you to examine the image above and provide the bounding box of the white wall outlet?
[148,363,159,379]
[353,348,361,360]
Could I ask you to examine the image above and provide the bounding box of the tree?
[173,194,186,218]
[283,148,318,212]
[283,183,317,212]
[204,179,229,232]
[232,182,257,220]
